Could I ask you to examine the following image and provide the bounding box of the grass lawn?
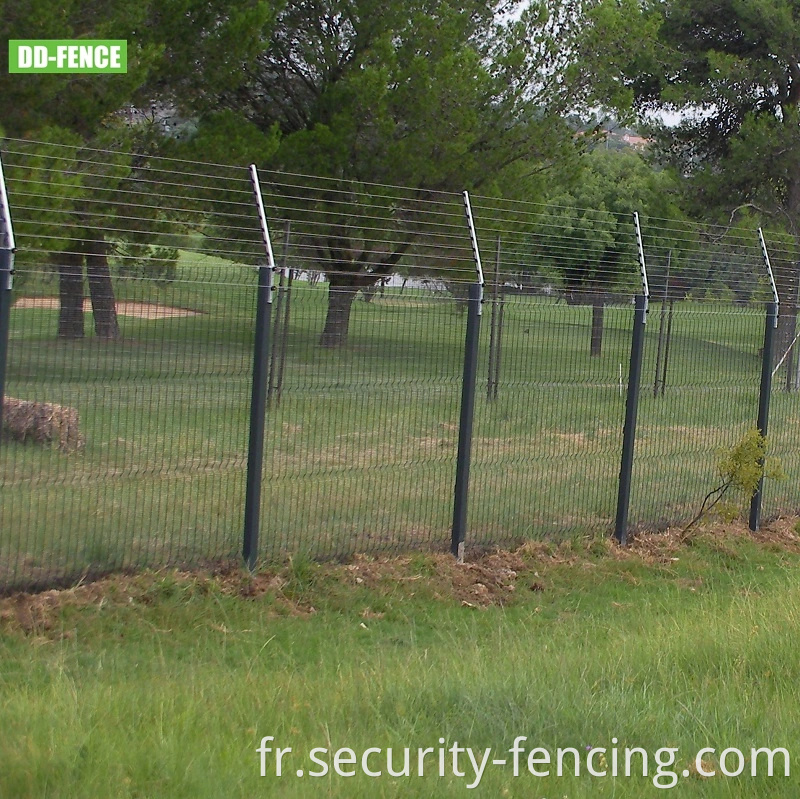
[1,251,797,588]
[2,521,800,797]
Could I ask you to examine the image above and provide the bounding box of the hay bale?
[2,397,84,452]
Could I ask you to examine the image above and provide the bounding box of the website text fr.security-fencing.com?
[256,736,790,790]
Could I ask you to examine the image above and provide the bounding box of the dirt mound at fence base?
[0,554,530,635]
[13,297,200,319]
[2,396,84,451]
[3,518,800,637]
[624,517,800,562]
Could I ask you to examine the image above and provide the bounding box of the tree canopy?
[0,0,178,339]
[635,0,800,230]
[158,0,648,344]
[529,147,684,353]
[0,0,695,347]
[633,0,800,374]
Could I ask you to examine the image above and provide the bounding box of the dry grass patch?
[4,516,800,638]
[2,396,84,451]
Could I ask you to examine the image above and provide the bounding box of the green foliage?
[637,0,800,238]
[0,1,194,319]
[684,428,784,533]
[0,0,164,139]
[113,244,179,283]
[750,276,776,306]
[531,148,684,293]
[716,429,768,506]
[685,283,737,304]
[171,110,280,167]
[151,0,281,103]
[253,0,646,192]
[5,131,84,286]
[158,0,654,302]
[6,135,184,285]
[2,0,656,346]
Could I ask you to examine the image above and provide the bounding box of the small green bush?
[683,428,784,535]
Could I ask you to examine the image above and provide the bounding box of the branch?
[680,480,732,540]
[354,239,414,285]
[708,203,770,243]
[787,62,800,107]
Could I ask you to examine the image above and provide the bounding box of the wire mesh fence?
[0,137,798,592]
[759,230,800,520]
[465,194,640,544]
[629,221,769,530]
[0,139,263,588]
[259,283,465,557]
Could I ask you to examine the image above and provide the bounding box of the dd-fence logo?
[9,40,127,73]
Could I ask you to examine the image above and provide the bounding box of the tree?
[1,1,280,339]
[0,1,168,339]
[160,0,648,346]
[632,0,800,377]
[531,147,684,354]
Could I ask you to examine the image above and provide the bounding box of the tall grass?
[2,531,799,797]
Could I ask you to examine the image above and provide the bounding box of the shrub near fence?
[0,138,794,592]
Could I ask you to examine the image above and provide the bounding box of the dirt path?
[14,297,200,319]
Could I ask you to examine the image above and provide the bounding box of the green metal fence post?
[451,192,485,560]
[0,154,16,447]
[243,165,276,569]
[614,213,649,546]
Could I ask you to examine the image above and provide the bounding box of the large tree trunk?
[319,279,360,347]
[772,256,798,388]
[57,249,85,339]
[85,237,120,340]
[566,290,606,356]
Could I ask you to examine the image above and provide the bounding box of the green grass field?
[1,251,796,588]
[2,524,800,797]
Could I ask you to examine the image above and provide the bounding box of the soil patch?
[13,297,200,319]
[3,517,800,637]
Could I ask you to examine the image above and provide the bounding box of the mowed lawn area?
[4,250,795,588]
[2,523,800,797]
